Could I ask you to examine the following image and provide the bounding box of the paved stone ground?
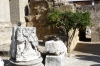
[1,41,100,66]
[67,42,100,66]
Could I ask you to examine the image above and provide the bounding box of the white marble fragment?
[9,27,41,61]
[45,40,67,55]
[86,26,91,36]
[45,53,67,66]
[0,57,4,66]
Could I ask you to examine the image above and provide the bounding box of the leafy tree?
[46,9,91,56]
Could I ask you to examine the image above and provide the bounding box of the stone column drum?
[8,27,44,66]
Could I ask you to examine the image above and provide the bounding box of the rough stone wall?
[26,1,53,39]
[55,4,75,12]
[10,0,28,26]
[26,1,76,40]
[77,5,100,42]
[0,0,12,45]
[26,1,79,51]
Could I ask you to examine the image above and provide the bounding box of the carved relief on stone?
[9,27,41,61]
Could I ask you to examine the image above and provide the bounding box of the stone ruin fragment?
[45,40,67,66]
[8,27,44,66]
[0,57,4,66]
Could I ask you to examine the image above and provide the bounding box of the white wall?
[0,0,10,22]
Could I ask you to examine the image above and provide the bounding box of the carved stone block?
[9,27,41,61]
[9,27,44,66]
[45,53,67,66]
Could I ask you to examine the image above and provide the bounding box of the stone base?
[9,57,44,66]
[45,53,67,66]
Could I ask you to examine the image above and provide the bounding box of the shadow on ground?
[76,55,100,63]
[91,64,100,66]
[3,60,9,66]
[72,42,100,65]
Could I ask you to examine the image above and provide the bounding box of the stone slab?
[45,53,67,66]
[9,63,44,66]
[9,57,44,66]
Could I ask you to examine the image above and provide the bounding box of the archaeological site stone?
[25,15,35,27]
[9,27,44,66]
[86,26,91,38]
[0,57,4,66]
[45,40,67,66]
[45,53,67,66]
[45,40,67,55]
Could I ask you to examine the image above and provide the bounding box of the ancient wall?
[0,0,10,22]
[0,0,12,45]
[19,0,29,26]
[0,25,12,45]
[26,0,79,51]
[26,1,53,39]
[26,1,76,40]
[0,0,29,45]
[10,0,28,26]
[10,0,19,25]
[77,5,100,42]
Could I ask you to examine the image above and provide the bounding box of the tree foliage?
[47,9,91,34]
[46,9,91,55]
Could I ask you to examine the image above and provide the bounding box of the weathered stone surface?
[27,1,74,40]
[9,27,41,61]
[45,53,67,66]
[0,0,10,22]
[44,35,67,43]
[56,4,75,12]
[45,40,67,55]
[0,57,4,66]
[10,0,28,26]
[0,22,12,45]
[77,4,100,42]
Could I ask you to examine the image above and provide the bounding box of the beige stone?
[0,0,10,22]
[27,1,76,40]
[10,0,28,26]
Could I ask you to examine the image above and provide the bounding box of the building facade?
[0,0,28,45]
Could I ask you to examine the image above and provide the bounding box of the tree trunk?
[67,28,77,57]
